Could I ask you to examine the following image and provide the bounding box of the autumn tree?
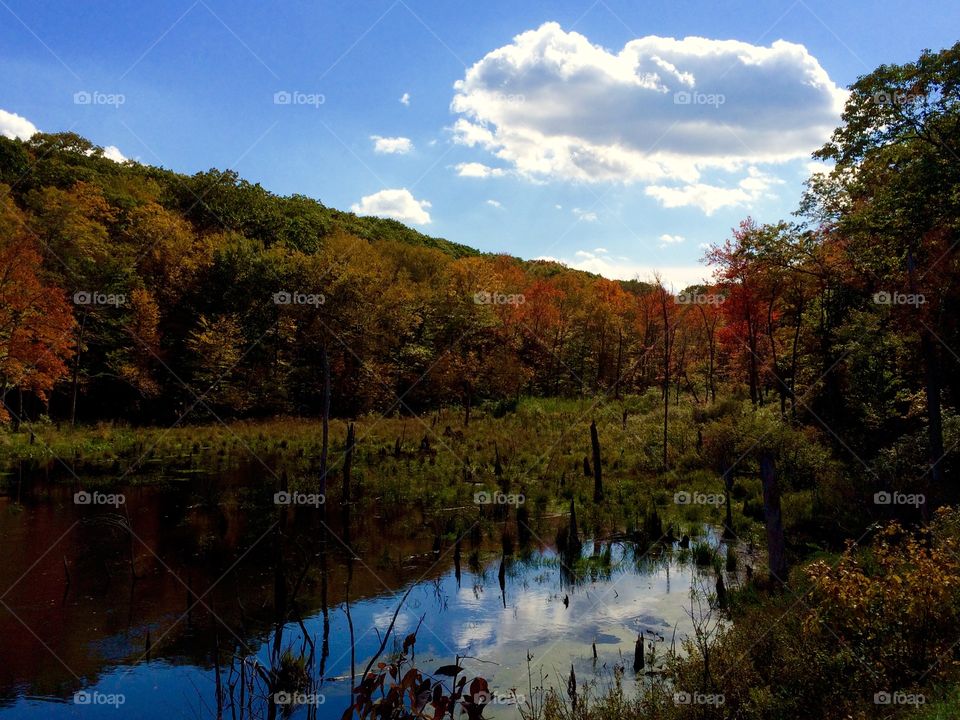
[807,41,960,500]
[0,188,75,423]
[124,202,213,304]
[186,314,250,415]
[707,220,791,407]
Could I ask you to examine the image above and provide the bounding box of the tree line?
[0,43,958,506]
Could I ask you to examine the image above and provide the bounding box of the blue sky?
[1,0,958,287]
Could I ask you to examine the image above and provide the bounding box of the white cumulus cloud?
[455,161,506,178]
[0,108,130,163]
[486,199,503,208]
[645,166,783,215]
[451,22,846,210]
[351,188,432,225]
[371,135,413,154]
[0,109,39,140]
[400,92,411,106]
[572,207,598,222]
[101,145,128,163]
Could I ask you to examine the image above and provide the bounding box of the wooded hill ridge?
[0,131,660,424]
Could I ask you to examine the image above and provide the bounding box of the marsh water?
[0,461,723,719]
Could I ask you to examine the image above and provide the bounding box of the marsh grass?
[0,394,821,543]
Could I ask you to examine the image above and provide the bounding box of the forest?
[1,39,960,720]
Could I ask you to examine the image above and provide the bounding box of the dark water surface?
[0,464,719,719]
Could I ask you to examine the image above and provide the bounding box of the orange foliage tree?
[0,190,75,422]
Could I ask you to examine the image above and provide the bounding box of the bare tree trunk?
[908,248,943,514]
[345,563,355,707]
[319,344,330,499]
[615,328,623,398]
[683,370,701,405]
[214,630,223,720]
[552,330,564,395]
[71,313,87,426]
[759,452,787,582]
[590,420,603,502]
[723,470,734,538]
[917,330,943,518]
[789,300,803,419]
[343,422,354,504]
[675,338,686,404]
[578,342,586,397]
[595,327,606,391]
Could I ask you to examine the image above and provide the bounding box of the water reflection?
[0,466,721,719]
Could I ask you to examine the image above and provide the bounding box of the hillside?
[0,131,656,424]
[0,132,478,258]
